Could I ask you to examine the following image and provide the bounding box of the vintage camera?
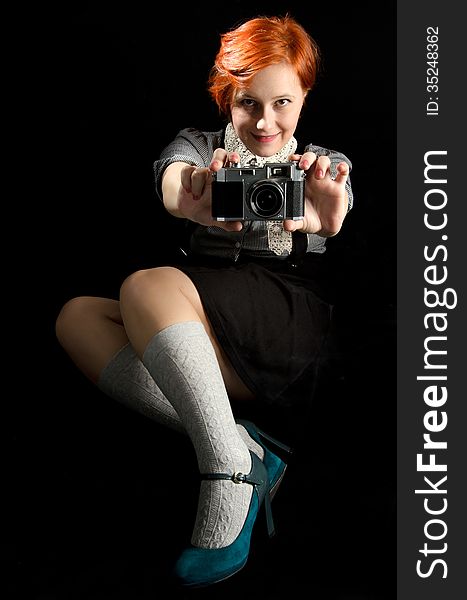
[211,161,305,221]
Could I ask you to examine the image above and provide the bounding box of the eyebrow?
[236,92,296,100]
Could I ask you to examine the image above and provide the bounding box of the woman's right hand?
[177,149,243,232]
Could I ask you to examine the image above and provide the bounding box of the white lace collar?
[223,122,297,167]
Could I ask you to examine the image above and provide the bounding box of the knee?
[120,267,179,310]
[55,296,94,348]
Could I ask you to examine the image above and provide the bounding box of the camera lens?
[249,182,284,218]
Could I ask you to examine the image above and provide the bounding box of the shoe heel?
[255,427,292,502]
[256,426,293,455]
[240,419,293,455]
[268,464,286,502]
[264,489,276,537]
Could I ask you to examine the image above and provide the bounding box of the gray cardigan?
[153,128,353,261]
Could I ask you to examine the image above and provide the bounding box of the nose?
[256,106,273,131]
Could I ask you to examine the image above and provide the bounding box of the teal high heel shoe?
[174,451,271,588]
[237,419,293,524]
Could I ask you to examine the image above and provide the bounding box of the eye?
[275,98,291,107]
[240,98,257,108]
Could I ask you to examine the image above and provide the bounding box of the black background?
[10,2,396,598]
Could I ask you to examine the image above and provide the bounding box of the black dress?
[175,252,333,408]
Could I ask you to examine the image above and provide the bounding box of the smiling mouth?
[252,133,279,143]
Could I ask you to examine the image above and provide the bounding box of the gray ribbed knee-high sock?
[97,343,263,458]
[97,344,183,432]
[142,321,253,549]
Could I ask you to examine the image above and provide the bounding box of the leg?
[55,271,254,401]
[55,294,265,449]
[57,278,282,584]
[119,267,255,549]
[55,296,184,429]
[119,266,254,402]
[55,296,127,383]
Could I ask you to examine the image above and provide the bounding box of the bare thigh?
[56,296,129,383]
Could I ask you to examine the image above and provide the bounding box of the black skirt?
[175,253,333,407]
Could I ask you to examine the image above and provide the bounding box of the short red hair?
[208,15,320,116]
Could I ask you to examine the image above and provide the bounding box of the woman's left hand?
[284,152,350,236]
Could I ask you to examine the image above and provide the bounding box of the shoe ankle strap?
[200,471,263,486]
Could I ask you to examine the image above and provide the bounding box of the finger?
[226,152,240,166]
[283,218,304,232]
[334,161,350,184]
[180,165,196,193]
[209,150,240,171]
[298,151,317,171]
[218,220,243,232]
[190,167,210,198]
[313,156,331,179]
[210,148,228,171]
[288,153,302,162]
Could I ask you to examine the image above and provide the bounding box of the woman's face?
[230,61,306,157]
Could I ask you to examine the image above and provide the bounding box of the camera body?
[211,161,305,221]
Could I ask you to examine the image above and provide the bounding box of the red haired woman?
[56,15,352,587]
